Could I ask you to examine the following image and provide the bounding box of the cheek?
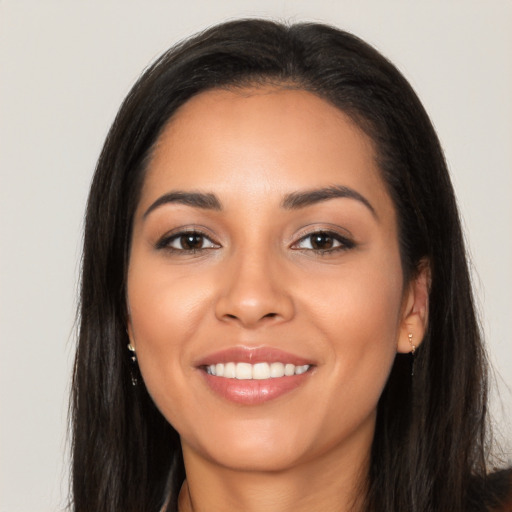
[129,255,210,339]
[305,248,403,341]
[126,258,211,411]
[304,253,404,405]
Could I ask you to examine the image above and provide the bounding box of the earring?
[127,343,138,386]
[408,333,416,376]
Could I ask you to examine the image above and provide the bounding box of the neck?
[178,427,372,512]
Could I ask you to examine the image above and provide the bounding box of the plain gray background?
[1,1,511,511]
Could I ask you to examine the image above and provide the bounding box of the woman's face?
[127,87,416,473]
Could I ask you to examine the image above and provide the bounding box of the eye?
[292,231,355,253]
[156,231,220,252]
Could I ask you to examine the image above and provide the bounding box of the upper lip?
[194,346,315,367]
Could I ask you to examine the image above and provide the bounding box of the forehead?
[140,86,392,217]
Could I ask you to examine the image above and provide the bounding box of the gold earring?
[408,333,416,354]
[408,333,416,376]
[127,343,138,386]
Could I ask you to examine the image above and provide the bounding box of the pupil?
[181,234,202,249]
[312,233,333,250]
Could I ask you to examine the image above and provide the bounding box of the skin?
[127,87,429,512]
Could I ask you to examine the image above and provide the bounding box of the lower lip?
[201,371,312,405]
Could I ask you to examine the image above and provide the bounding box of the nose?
[214,250,295,328]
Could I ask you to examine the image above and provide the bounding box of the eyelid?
[290,227,356,252]
[155,226,221,251]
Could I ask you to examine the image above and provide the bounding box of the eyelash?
[291,230,355,254]
[156,230,220,254]
[156,229,355,255]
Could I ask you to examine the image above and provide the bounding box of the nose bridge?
[215,240,294,327]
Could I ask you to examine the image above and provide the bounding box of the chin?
[180,409,374,475]
[179,415,314,472]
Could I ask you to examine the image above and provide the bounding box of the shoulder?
[486,468,512,512]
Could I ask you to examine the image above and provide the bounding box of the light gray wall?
[1,1,510,510]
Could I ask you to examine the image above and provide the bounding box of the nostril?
[225,312,277,319]
[222,311,279,323]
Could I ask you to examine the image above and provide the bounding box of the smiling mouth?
[204,362,312,379]
[196,347,315,404]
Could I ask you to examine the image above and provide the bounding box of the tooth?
[207,361,310,379]
[236,362,253,380]
[295,365,309,375]
[270,362,285,378]
[284,363,295,376]
[253,362,270,380]
[224,362,236,378]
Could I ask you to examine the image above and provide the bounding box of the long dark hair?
[72,19,505,512]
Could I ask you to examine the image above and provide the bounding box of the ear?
[397,259,430,354]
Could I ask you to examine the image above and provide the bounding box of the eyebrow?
[143,191,222,219]
[281,185,377,218]
[143,184,377,219]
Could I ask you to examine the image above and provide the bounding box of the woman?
[71,19,511,512]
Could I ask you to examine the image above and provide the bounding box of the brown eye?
[292,230,355,253]
[310,233,335,250]
[157,231,219,252]
[179,233,206,250]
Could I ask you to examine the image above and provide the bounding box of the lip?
[195,346,315,405]
[201,372,312,404]
[195,346,313,367]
